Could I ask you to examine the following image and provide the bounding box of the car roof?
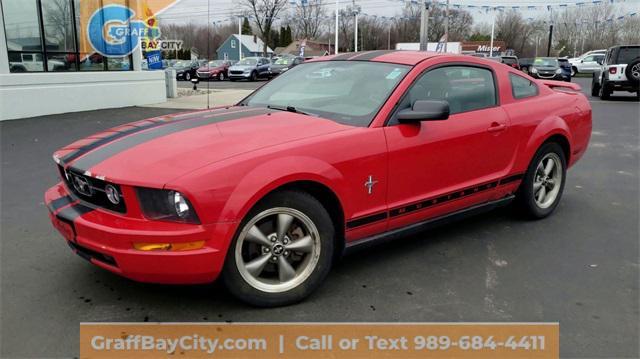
[320,50,447,66]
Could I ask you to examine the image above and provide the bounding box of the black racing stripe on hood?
[347,50,399,61]
[69,107,272,172]
[56,203,94,223]
[60,108,245,165]
[330,52,357,61]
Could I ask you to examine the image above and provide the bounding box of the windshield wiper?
[267,105,317,117]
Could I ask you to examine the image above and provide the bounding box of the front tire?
[515,142,567,219]
[571,66,577,77]
[222,190,335,307]
[185,72,191,81]
[218,72,225,81]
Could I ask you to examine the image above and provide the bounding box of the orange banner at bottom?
[80,322,558,358]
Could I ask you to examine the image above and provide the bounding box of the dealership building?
[0,0,168,121]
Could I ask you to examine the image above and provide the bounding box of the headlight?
[136,187,200,224]
[531,67,538,74]
[555,68,562,74]
[268,67,271,71]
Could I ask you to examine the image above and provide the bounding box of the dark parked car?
[171,60,202,81]
[529,57,564,81]
[270,56,304,76]
[228,57,272,81]
[519,58,534,74]
[557,58,572,82]
[196,60,232,81]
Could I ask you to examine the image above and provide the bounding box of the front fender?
[220,156,347,224]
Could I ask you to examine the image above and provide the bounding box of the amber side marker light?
[133,241,205,251]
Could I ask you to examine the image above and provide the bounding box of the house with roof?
[276,40,333,58]
[216,34,274,61]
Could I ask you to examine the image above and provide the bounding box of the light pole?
[489,10,495,57]
[238,16,243,61]
[419,1,430,51]
[444,0,450,52]
[335,0,339,54]
[353,3,361,52]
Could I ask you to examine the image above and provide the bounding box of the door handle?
[487,122,507,133]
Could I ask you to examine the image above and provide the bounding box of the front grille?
[58,165,127,213]
[197,72,210,77]
[230,70,244,75]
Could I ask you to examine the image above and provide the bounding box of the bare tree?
[42,0,74,51]
[290,0,326,40]
[243,0,288,55]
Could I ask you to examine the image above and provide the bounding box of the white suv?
[569,50,606,76]
[591,45,640,100]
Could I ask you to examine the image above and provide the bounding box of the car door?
[580,55,600,72]
[383,64,517,231]
[257,58,270,77]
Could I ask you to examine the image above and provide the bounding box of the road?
[1,77,638,358]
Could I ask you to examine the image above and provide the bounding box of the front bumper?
[45,182,237,284]
[228,72,252,79]
[531,73,564,80]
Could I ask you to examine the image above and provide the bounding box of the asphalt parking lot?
[1,77,638,358]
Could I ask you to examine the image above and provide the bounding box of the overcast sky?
[158,0,639,26]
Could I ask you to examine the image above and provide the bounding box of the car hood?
[198,66,224,72]
[229,65,255,71]
[533,66,559,71]
[55,107,353,186]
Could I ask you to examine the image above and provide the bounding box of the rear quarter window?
[510,73,538,99]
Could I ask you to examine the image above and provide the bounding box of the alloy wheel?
[235,207,321,293]
[185,73,191,81]
[219,72,225,81]
[533,153,563,209]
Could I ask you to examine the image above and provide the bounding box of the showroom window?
[2,0,133,72]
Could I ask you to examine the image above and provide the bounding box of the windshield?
[207,60,224,67]
[173,61,188,68]
[275,57,294,65]
[502,57,517,65]
[237,58,258,65]
[534,58,558,67]
[243,61,410,126]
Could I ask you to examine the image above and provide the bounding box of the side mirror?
[397,100,450,123]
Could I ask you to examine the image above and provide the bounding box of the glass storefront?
[1,0,132,73]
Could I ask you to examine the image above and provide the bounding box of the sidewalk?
[144,89,252,110]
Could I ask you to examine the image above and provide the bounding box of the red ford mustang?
[46,51,592,306]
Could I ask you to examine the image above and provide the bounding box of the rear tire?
[591,75,600,96]
[599,80,611,100]
[515,142,567,219]
[222,190,335,307]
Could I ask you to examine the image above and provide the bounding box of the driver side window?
[391,65,497,124]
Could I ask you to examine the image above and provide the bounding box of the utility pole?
[388,23,391,50]
[335,0,339,54]
[547,7,554,56]
[444,0,450,52]
[419,1,430,51]
[547,25,554,56]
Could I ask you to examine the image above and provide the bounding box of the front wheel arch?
[247,180,346,261]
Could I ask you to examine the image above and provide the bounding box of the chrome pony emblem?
[72,174,93,197]
[364,175,378,195]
